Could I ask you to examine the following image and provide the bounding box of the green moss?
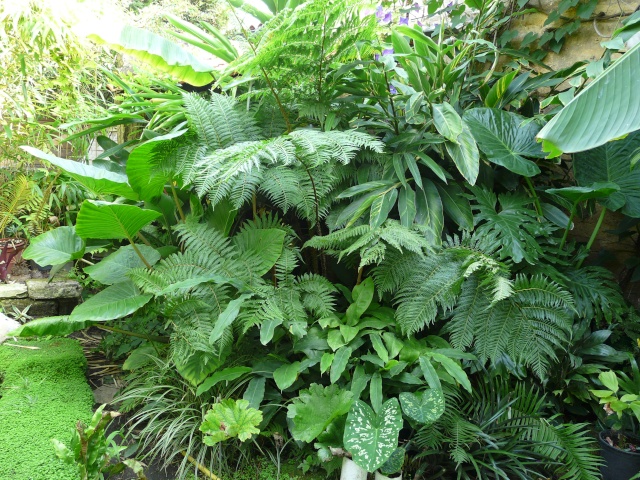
[0,338,94,480]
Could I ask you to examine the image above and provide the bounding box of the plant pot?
[599,430,640,480]
[340,457,367,480]
[0,238,27,282]
[375,471,402,480]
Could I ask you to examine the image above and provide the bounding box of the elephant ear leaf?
[537,41,640,156]
[75,201,161,241]
[200,399,263,444]
[343,399,403,473]
[22,227,85,267]
[88,25,215,87]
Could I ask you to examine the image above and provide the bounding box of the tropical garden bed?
[2,0,640,479]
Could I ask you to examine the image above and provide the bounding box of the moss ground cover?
[0,338,93,480]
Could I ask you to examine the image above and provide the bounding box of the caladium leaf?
[399,389,445,424]
[379,447,405,476]
[200,399,263,444]
[287,384,353,443]
[343,399,403,472]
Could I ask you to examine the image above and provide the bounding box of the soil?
[5,259,49,283]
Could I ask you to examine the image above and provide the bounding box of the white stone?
[0,283,28,299]
[0,312,21,344]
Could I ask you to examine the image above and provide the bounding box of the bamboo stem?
[181,451,222,480]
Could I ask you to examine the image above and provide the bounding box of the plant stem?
[383,71,400,135]
[171,183,186,223]
[577,206,607,268]
[137,231,152,246]
[78,258,95,266]
[129,238,153,269]
[181,451,222,480]
[524,177,543,218]
[96,325,169,344]
[559,205,576,250]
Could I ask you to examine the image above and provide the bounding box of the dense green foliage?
[0,338,94,480]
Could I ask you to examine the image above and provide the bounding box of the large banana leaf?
[573,131,640,217]
[22,227,85,267]
[537,42,640,156]
[88,25,215,87]
[21,147,138,200]
[9,316,95,337]
[464,108,544,177]
[69,281,152,322]
[165,15,238,64]
[75,200,161,240]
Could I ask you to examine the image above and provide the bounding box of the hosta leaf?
[89,25,215,86]
[399,389,445,424]
[22,227,85,267]
[287,384,353,442]
[463,108,543,177]
[75,201,161,240]
[70,281,152,322]
[200,399,263,444]
[343,399,403,472]
[84,245,161,285]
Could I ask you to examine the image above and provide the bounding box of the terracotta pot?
[0,238,27,281]
[599,430,640,480]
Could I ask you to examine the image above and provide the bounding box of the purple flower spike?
[375,5,384,19]
[382,48,394,56]
[382,11,392,23]
[374,53,380,61]
[389,84,398,95]
[399,16,409,25]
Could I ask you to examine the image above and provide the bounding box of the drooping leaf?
[445,123,480,185]
[370,188,398,229]
[200,399,263,444]
[243,376,266,410]
[75,201,161,240]
[573,131,640,217]
[122,344,157,370]
[343,399,403,472]
[399,389,445,424]
[537,41,640,155]
[433,103,463,142]
[89,25,215,86]
[546,183,620,204]
[69,281,152,322]
[287,384,353,442]
[209,294,252,344]
[415,179,444,243]
[22,227,85,267]
[463,108,544,177]
[436,183,473,230]
[423,352,473,393]
[330,346,352,384]
[20,147,138,199]
[196,367,253,396]
[84,245,161,285]
[9,315,95,337]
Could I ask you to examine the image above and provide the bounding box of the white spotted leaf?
[399,389,445,424]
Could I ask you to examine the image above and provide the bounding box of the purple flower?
[382,48,394,56]
[399,16,409,25]
[376,5,392,24]
[389,84,398,95]
[374,53,380,61]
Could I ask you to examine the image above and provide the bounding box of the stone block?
[0,312,21,343]
[1,299,58,318]
[0,283,28,299]
[26,279,82,299]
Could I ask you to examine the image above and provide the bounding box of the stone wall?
[0,278,82,318]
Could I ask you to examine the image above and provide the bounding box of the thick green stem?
[577,206,607,268]
[171,183,186,223]
[129,238,153,269]
[97,325,169,344]
[524,177,543,218]
[559,205,576,250]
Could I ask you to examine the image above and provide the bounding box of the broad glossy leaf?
[379,447,405,476]
[126,130,187,201]
[370,188,398,229]
[21,147,138,199]
[343,399,403,472]
[484,70,518,108]
[243,376,266,410]
[89,25,215,86]
[75,201,161,240]
[175,350,222,386]
[200,399,262,444]
[209,294,252,344]
[398,185,417,227]
[9,315,94,337]
[399,389,445,424]
[546,183,619,204]
[463,108,543,177]
[415,180,444,243]
[287,384,353,442]
[574,131,640,217]
[84,245,161,285]
[70,281,152,322]
[370,372,383,413]
[538,42,640,155]
[274,361,302,390]
[233,228,285,276]
[433,103,463,142]
[423,352,472,393]
[445,124,479,185]
[22,226,85,266]
[330,346,352,384]
[436,183,473,230]
[196,366,252,396]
